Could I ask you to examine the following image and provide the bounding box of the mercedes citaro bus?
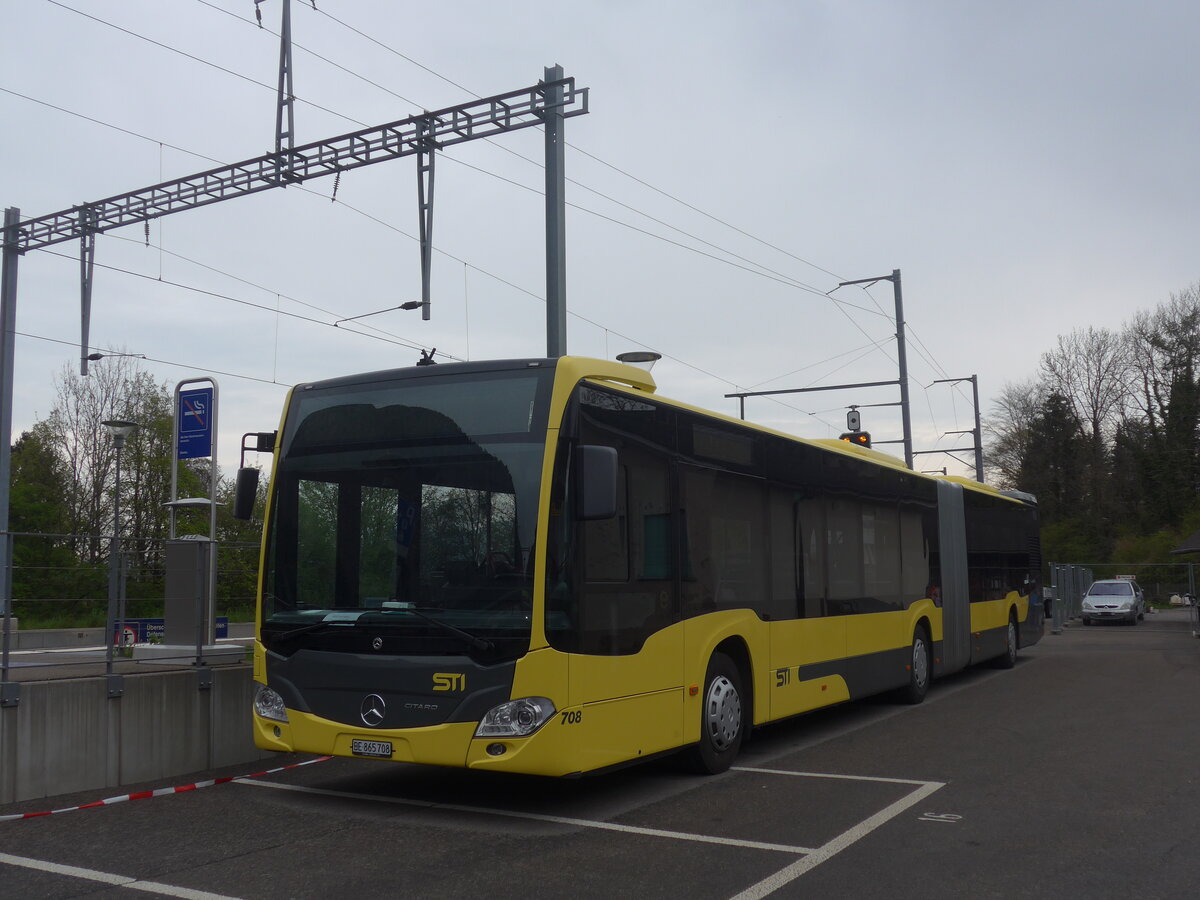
[239,356,1042,776]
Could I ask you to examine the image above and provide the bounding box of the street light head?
[616,351,662,372]
[88,352,146,361]
[102,419,140,446]
[400,301,423,311]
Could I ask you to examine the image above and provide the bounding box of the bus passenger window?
[797,498,825,618]
[862,504,902,612]
[681,468,768,619]
[768,491,802,619]
[826,497,863,615]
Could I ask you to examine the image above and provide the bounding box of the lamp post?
[87,352,146,362]
[102,419,138,696]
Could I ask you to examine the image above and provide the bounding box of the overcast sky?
[3,0,1198,480]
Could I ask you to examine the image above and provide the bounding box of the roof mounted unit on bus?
[615,350,662,372]
[999,488,1038,506]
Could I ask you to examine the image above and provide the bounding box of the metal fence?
[1,530,259,684]
[1048,561,1200,634]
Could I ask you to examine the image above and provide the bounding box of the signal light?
[840,431,871,448]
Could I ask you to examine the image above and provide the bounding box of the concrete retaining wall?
[0,665,271,804]
[9,625,105,650]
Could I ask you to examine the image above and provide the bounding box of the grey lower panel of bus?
[788,621,1014,709]
[970,623,1009,662]
[266,650,516,731]
[936,480,971,677]
[796,645,912,699]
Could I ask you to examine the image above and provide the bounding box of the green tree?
[985,378,1043,489]
[1123,285,1200,529]
[11,356,220,624]
[1016,393,1088,522]
[214,468,268,618]
[8,425,87,608]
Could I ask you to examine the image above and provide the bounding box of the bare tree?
[984,378,1044,489]
[1125,284,1200,436]
[1122,284,1200,526]
[41,354,177,562]
[1039,326,1131,448]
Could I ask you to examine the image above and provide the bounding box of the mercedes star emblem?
[360,693,386,727]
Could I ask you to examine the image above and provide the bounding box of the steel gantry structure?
[725,269,916,470]
[6,74,588,288]
[0,60,589,701]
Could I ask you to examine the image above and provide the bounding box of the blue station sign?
[177,386,214,459]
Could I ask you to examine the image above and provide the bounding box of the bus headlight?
[254,686,289,723]
[475,697,555,738]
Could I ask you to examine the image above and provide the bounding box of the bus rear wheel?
[897,629,930,704]
[994,615,1018,669]
[681,652,744,775]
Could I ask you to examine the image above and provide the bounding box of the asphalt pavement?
[1,609,1198,899]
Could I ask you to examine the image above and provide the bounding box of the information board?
[177,387,214,459]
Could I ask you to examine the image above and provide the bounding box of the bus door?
[936,480,970,675]
[768,494,848,719]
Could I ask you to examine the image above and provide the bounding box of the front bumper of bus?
[251,695,590,777]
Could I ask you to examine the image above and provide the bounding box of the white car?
[1081,580,1145,625]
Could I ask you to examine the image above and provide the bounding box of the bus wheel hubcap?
[705,675,741,751]
[913,639,928,687]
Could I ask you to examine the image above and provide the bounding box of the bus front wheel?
[681,652,744,775]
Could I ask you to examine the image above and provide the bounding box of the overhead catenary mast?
[0,5,590,698]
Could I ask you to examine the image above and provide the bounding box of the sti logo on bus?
[432,673,466,692]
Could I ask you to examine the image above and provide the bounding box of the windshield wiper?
[395,607,495,653]
[267,620,355,642]
[266,609,494,653]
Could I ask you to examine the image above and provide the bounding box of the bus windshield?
[261,366,552,662]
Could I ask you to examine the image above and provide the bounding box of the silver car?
[1081,579,1145,625]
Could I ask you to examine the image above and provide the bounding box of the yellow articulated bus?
[242,356,1042,776]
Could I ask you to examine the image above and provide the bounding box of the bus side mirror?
[233,467,260,521]
[576,445,617,520]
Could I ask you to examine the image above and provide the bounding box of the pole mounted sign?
[169,377,218,543]
[177,386,214,460]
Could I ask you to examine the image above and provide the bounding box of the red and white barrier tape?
[1,755,331,822]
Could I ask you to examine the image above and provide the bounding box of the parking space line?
[733,766,935,786]
[726,779,945,899]
[237,779,816,854]
[240,767,944,897]
[0,851,245,900]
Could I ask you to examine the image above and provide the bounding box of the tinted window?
[680,467,771,619]
[964,490,1039,602]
